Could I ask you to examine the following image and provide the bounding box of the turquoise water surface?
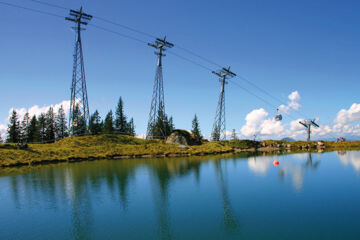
[0,151,360,239]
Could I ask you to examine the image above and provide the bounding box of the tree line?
[89,97,135,136]
[6,105,68,144]
[3,95,218,143]
[5,97,136,143]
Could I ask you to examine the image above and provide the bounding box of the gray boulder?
[166,129,193,146]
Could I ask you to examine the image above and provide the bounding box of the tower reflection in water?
[4,152,335,237]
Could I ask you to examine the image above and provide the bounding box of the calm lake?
[1,151,360,239]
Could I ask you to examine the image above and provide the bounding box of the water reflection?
[278,152,321,191]
[149,162,173,240]
[337,151,360,172]
[247,152,321,191]
[214,161,239,231]
[0,152,344,238]
[2,151,360,239]
[247,155,272,175]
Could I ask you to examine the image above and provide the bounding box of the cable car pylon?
[211,67,236,141]
[66,7,92,135]
[146,36,174,139]
[299,119,319,142]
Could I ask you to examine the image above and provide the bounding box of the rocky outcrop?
[317,141,325,149]
[166,130,194,146]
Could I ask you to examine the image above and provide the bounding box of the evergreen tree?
[6,110,20,143]
[55,105,68,140]
[45,107,56,143]
[211,125,220,141]
[149,108,174,139]
[168,116,175,133]
[231,129,238,140]
[27,115,39,143]
[191,114,202,144]
[0,133,3,144]
[115,97,128,134]
[38,113,46,143]
[103,110,114,134]
[89,110,103,135]
[71,104,86,136]
[127,118,135,136]
[20,112,30,143]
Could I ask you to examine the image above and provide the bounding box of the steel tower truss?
[66,7,92,133]
[146,36,174,139]
[211,67,236,141]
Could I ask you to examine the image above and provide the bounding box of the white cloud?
[239,91,305,140]
[0,124,6,142]
[8,100,70,122]
[240,108,286,139]
[278,91,301,114]
[241,108,268,137]
[305,103,360,139]
[136,133,146,139]
[260,119,285,135]
[238,88,360,140]
[334,103,360,125]
[1,100,70,140]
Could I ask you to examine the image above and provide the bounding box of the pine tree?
[89,110,103,135]
[0,133,3,144]
[103,110,114,134]
[45,107,56,143]
[71,104,86,136]
[115,97,128,134]
[191,114,202,144]
[211,125,220,141]
[168,116,175,133]
[231,129,237,140]
[127,118,135,136]
[55,105,68,140]
[7,110,20,143]
[27,115,39,143]
[149,108,174,139]
[38,113,46,143]
[20,112,30,143]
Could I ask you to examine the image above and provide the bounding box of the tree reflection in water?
[2,152,269,238]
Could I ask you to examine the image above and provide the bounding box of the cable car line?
[2,0,342,139]
[0,1,64,18]
[167,51,214,72]
[88,23,148,44]
[28,0,68,10]
[0,0,313,123]
[21,0,311,120]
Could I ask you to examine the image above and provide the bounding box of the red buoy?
[273,160,279,166]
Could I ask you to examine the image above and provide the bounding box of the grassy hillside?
[1,134,360,167]
[0,135,233,167]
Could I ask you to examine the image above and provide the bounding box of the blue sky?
[1,0,360,140]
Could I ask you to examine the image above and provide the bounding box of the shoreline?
[1,146,357,169]
[1,134,360,168]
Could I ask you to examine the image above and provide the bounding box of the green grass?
[1,135,360,167]
[0,135,232,167]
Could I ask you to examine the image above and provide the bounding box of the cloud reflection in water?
[338,151,360,172]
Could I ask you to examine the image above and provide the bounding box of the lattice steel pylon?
[146,36,174,139]
[66,7,92,134]
[211,67,236,141]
